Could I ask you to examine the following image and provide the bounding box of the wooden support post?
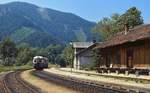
[135,71,139,77]
[101,70,104,74]
[125,71,129,75]
[116,70,119,75]
[108,70,110,74]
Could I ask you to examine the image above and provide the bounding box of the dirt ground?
[21,70,81,93]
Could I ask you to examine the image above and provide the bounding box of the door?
[106,55,111,67]
[126,48,133,68]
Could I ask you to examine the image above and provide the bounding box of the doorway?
[126,48,133,68]
[106,55,111,67]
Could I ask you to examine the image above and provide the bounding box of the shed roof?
[72,42,93,48]
[95,24,150,49]
[77,42,102,56]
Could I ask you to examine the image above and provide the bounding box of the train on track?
[33,56,48,70]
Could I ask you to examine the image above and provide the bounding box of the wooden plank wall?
[99,40,150,69]
[133,40,150,68]
[143,40,150,68]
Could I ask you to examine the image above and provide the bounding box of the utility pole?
[70,42,73,74]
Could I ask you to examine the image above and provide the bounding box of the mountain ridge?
[0,2,96,47]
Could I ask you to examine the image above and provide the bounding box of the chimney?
[124,23,129,35]
[92,37,96,43]
[93,39,96,43]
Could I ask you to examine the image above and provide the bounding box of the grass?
[48,63,59,68]
[0,63,57,73]
[0,65,33,73]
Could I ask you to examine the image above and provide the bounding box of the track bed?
[33,70,140,93]
[0,71,41,93]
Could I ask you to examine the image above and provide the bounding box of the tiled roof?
[95,24,150,49]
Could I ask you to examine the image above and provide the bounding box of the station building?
[72,24,150,75]
[72,42,93,69]
[95,24,150,75]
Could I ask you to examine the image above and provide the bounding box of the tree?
[0,38,18,66]
[35,48,48,57]
[45,44,63,64]
[61,45,74,67]
[92,14,120,40]
[16,45,32,66]
[92,7,144,40]
[92,49,101,68]
[118,7,143,29]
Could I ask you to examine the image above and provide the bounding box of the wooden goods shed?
[95,24,150,75]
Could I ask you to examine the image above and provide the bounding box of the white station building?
[72,42,94,70]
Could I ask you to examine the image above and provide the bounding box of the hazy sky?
[0,0,149,23]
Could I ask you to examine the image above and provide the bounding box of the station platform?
[44,68,150,92]
[59,68,150,80]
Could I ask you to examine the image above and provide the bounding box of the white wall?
[77,55,93,69]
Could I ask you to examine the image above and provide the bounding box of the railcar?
[33,56,48,70]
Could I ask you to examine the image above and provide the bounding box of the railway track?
[1,71,40,93]
[33,70,144,93]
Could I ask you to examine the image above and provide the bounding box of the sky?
[0,0,149,23]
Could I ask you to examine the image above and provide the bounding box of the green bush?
[81,63,96,71]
